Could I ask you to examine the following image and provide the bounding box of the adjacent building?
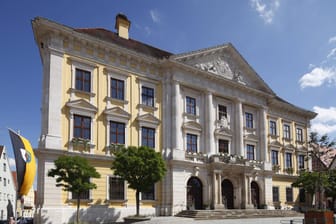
[0,146,16,223]
[32,14,317,223]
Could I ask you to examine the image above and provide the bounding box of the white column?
[173,80,182,149]
[207,92,215,154]
[235,99,244,156]
[213,172,217,205]
[260,106,268,162]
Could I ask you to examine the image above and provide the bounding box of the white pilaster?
[260,107,268,162]
[41,50,63,149]
[206,92,215,154]
[235,99,244,156]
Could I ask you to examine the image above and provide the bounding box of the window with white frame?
[286,187,293,202]
[108,176,125,200]
[246,144,255,160]
[110,121,125,144]
[111,78,125,100]
[186,134,198,153]
[218,139,229,153]
[70,60,95,95]
[141,86,154,107]
[271,150,279,165]
[283,124,291,140]
[269,120,277,136]
[285,152,292,168]
[186,96,196,115]
[141,127,155,148]
[298,154,305,170]
[74,115,91,140]
[296,128,303,142]
[142,184,155,200]
[218,105,227,120]
[245,112,253,129]
[75,68,91,92]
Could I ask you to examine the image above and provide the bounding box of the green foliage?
[48,155,101,224]
[111,146,166,192]
[48,155,100,194]
[111,146,166,216]
[292,171,329,195]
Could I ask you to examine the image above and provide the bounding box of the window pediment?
[182,121,202,132]
[104,107,131,120]
[269,140,282,148]
[137,113,160,127]
[66,99,97,114]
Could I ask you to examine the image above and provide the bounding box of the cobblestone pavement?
[138,216,304,224]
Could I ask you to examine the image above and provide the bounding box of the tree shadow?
[68,203,121,224]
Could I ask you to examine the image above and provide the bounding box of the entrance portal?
[221,179,234,209]
[251,181,260,208]
[186,177,203,210]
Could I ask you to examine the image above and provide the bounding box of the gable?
[104,107,131,120]
[171,43,274,95]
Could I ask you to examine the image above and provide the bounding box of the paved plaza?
[138,216,304,224]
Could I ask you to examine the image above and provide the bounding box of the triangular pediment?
[269,140,282,148]
[104,107,131,120]
[182,121,202,132]
[171,43,274,95]
[137,113,160,125]
[66,99,97,113]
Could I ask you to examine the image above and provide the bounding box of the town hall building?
[32,14,316,223]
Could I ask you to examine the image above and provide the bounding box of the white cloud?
[150,9,160,24]
[327,48,336,59]
[299,67,336,88]
[311,106,336,136]
[250,0,280,24]
[329,36,336,44]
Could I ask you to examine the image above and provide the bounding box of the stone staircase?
[176,209,303,220]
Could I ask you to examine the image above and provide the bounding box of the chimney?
[115,13,131,39]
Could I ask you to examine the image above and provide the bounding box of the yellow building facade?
[32,14,316,223]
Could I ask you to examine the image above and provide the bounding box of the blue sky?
[1,0,336,168]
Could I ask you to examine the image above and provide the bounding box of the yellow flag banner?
[9,129,36,196]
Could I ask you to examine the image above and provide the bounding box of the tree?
[48,155,101,224]
[292,132,336,209]
[111,146,166,216]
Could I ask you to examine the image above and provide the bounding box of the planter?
[304,210,334,224]
[124,216,151,223]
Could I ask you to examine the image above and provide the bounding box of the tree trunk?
[136,190,140,216]
[76,196,80,224]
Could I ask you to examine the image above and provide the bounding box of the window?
[298,155,305,170]
[218,105,227,120]
[3,178,6,187]
[142,184,155,200]
[3,164,6,172]
[74,115,91,139]
[246,144,255,160]
[141,86,154,107]
[272,186,279,202]
[186,134,198,153]
[110,121,125,144]
[245,112,253,129]
[270,121,277,136]
[285,152,292,168]
[111,78,124,100]
[3,153,5,159]
[283,124,291,140]
[75,68,91,92]
[286,187,293,202]
[296,128,303,142]
[72,190,90,200]
[218,139,229,153]
[186,96,196,115]
[109,176,125,200]
[141,127,155,148]
[271,150,279,165]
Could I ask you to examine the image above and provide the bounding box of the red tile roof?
[75,28,172,59]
